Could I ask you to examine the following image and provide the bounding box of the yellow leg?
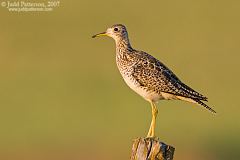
[147,101,158,137]
[147,119,153,137]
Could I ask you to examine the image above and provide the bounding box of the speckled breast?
[116,56,162,102]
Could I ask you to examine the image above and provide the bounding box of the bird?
[92,24,216,137]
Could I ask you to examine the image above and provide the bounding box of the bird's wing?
[131,51,207,101]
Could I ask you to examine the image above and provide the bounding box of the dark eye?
[114,28,118,31]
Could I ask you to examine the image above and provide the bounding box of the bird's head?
[92,24,129,41]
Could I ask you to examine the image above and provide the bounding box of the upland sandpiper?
[92,24,216,137]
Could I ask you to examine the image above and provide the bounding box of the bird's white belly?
[121,74,162,102]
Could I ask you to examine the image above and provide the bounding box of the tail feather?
[176,95,216,114]
[193,98,216,114]
[176,82,208,101]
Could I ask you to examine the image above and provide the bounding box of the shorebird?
[92,24,216,137]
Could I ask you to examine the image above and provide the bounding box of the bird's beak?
[92,32,107,38]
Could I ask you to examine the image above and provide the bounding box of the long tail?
[193,98,216,114]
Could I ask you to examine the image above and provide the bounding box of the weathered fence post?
[130,137,175,160]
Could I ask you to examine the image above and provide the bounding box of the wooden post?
[130,137,175,160]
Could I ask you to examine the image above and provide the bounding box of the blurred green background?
[0,0,240,159]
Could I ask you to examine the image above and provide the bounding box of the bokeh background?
[0,0,240,159]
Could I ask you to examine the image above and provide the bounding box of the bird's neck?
[115,38,133,55]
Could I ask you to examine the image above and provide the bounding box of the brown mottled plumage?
[93,24,216,137]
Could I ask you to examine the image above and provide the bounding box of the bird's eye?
[114,28,119,31]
